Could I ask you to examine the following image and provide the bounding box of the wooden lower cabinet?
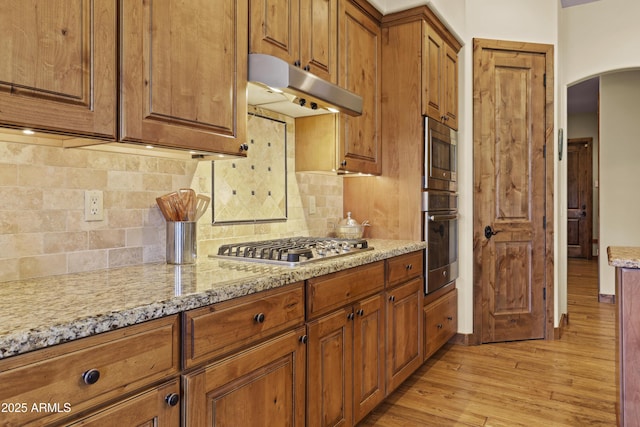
[182,327,307,427]
[67,379,180,426]
[307,293,385,427]
[424,287,458,360]
[385,277,424,394]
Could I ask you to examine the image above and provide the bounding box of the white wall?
[599,71,640,294]
[559,0,640,296]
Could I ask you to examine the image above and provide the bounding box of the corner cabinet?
[250,0,338,83]
[0,1,117,139]
[120,0,248,155]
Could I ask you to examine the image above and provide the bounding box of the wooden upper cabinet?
[250,0,338,83]
[0,0,117,139]
[120,0,248,155]
[338,0,382,175]
[422,21,459,130]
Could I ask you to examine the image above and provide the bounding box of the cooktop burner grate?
[212,237,372,266]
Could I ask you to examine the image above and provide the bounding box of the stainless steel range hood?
[248,54,363,118]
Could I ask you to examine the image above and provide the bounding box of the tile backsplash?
[0,109,342,282]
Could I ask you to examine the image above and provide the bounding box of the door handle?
[484,225,500,239]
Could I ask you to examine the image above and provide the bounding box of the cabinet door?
[184,327,306,427]
[353,293,385,424]
[120,0,247,155]
[385,277,423,395]
[307,308,353,427]
[338,0,382,175]
[424,287,458,360]
[422,21,444,122]
[0,0,116,139]
[442,43,459,130]
[249,0,299,66]
[300,0,338,83]
[67,379,180,427]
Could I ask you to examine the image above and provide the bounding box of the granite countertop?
[0,239,425,360]
[608,246,640,268]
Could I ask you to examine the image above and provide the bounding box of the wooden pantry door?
[473,39,554,343]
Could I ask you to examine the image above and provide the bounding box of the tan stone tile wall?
[0,110,343,282]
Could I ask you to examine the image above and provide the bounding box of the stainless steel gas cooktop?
[211,237,372,266]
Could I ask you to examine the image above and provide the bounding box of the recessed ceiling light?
[22,129,35,135]
[145,145,154,149]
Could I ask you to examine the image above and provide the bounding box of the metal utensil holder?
[166,221,197,264]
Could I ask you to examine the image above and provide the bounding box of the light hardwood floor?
[359,258,617,426]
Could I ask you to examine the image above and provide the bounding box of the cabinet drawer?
[307,261,384,320]
[387,251,424,287]
[0,315,180,427]
[66,379,180,426]
[183,282,304,368]
[424,288,457,359]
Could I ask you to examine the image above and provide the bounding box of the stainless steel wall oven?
[423,117,458,294]
[422,190,458,293]
[424,117,457,192]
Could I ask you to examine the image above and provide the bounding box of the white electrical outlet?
[84,190,104,221]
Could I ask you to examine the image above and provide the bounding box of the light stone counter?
[0,239,425,359]
[608,246,640,269]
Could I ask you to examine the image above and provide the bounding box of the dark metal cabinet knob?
[254,313,266,323]
[357,309,364,316]
[340,160,347,167]
[437,323,444,329]
[299,335,308,344]
[405,264,413,270]
[389,295,395,302]
[240,143,249,152]
[82,369,100,385]
[347,312,355,320]
[165,393,180,407]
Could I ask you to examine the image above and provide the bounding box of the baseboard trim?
[450,333,473,346]
[599,294,616,304]
[554,312,569,339]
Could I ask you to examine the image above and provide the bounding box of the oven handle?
[427,214,458,222]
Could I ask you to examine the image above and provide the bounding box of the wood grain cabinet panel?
[385,276,423,395]
[183,327,307,427]
[120,0,248,155]
[66,379,180,427]
[306,261,384,320]
[0,315,180,427]
[338,0,382,175]
[616,268,640,426]
[0,0,116,139]
[424,287,458,360]
[387,251,424,288]
[183,283,305,368]
[352,293,385,424]
[422,21,459,130]
[250,0,337,83]
[306,261,385,426]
